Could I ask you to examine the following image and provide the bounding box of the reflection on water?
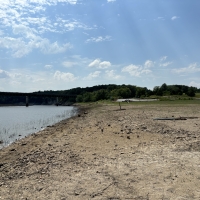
[0,105,77,148]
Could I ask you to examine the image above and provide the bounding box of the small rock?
[38,188,43,192]
[10,148,16,151]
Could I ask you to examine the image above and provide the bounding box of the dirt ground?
[0,103,200,200]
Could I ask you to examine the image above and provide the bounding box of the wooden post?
[26,96,29,107]
[119,102,121,110]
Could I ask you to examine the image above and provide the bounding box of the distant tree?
[186,87,196,97]
[135,87,147,98]
[82,92,93,102]
[126,85,137,97]
[76,95,83,102]
[94,89,108,101]
[111,87,131,98]
[153,86,163,96]
[167,85,179,95]
[160,83,167,93]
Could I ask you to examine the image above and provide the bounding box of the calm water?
[0,106,77,148]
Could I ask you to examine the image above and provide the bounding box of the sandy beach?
[0,103,200,199]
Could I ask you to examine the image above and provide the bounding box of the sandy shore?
[0,103,200,199]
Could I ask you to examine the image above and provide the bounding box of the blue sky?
[0,0,200,92]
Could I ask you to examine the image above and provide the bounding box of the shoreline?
[0,104,86,151]
[0,105,80,150]
[0,103,200,199]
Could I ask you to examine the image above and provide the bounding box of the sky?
[0,0,200,92]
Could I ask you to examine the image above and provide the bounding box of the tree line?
[0,83,199,105]
[152,83,198,97]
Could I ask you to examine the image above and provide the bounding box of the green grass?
[77,99,200,107]
[76,93,200,107]
[118,100,200,106]
[195,93,200,98]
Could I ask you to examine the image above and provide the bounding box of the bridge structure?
[0,92,77,107]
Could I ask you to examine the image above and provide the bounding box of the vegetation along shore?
[0,83,199,106]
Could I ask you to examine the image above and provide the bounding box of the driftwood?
[153,117,198,121]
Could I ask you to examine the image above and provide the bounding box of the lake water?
[0,106,77,149]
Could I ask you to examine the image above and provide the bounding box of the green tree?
[111,87,131,98]
[82,92,93,102]
[76,95,83,102]
[153,86,163,96]
[94,89,108,101]
[186,87,196,97]
[160,83,167,94]
[135,87,148,98]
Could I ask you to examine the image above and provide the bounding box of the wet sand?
[0,103,200,199]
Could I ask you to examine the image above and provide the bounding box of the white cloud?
[32,78,45,83]
[2,0,77,6]
[107,0,116,2]
[0,0,84,58]
[144,60,154,68]
[160,62,172,67]
[63,21,88,31]
[62,61,76,68]
[172,63,200,74]
[12,24,38,39]
[53,71,78,82]
[0,30,4,36]
[171,16,179,21]
[88,59,111,69]
[39,40,72,54]
[44,65,53,69]
[105,70,122,80]
[122,60,154,77]
[99,61,111,69]
[159,56,172,67]
[83,71,101,80]
[88,59,100,68]
[122,64,142,77]
[155,17,165,21]
[0,37,32,57]
[56,18,94,32]
[189,81,200,88]
[0,69,10,79]
[122,61,153,77]
[0,36,72,57]
[60,55,93,70]
[160,56,167,61]
[86,36,111,43]
[0,68,80,92]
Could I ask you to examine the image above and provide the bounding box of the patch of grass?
[195,93,200,98]
[76,94,200,108]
